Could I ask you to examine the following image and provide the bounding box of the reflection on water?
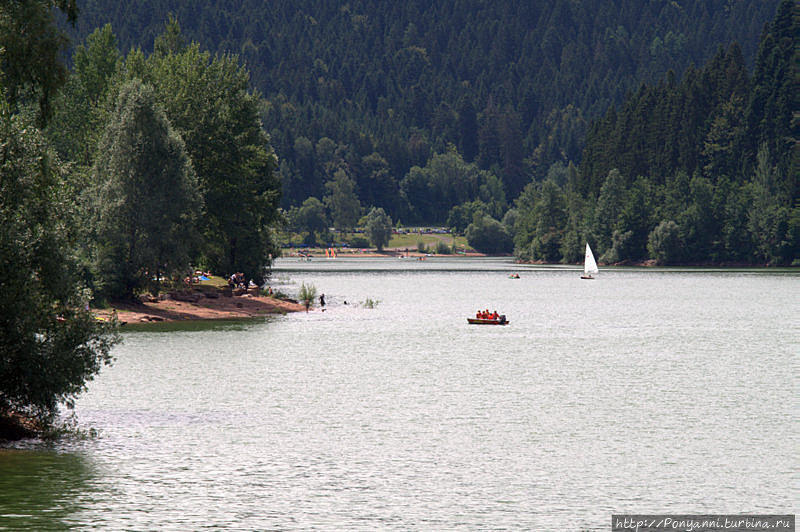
[0,449,94,530]
[3,260,798,530]
[120,316,272,333]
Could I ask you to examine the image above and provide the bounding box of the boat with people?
[468,309,509,325]
[467,317,509,325]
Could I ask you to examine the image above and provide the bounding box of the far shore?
[95,253,794,326]
[282,247,490,258]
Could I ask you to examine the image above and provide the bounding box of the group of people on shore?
[184,270,212,285]
[228,272,252,290]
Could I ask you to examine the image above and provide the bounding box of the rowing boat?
[467,317,509,325]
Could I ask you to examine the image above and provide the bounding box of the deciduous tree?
[92,79,200,300]
[0,100,118,428]
[130,21,282,282]
[324,169,361,231]
[361,207,393,251]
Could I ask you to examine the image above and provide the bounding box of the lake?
[1,258,797,530]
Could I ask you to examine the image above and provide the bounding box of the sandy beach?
[95,293,306,324]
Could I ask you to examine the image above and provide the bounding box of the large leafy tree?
[466,215,514,255]
[324,169,361,231]
[361,207,393,251]
[0,0,119,435]
[92,79,200,300]
[0,100,118,427]
[47,24,122,167]
[127,20,282,283]
[288,197,328,246]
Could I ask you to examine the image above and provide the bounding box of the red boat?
[467,316,509,325]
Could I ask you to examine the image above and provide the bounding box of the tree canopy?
[361,207,393,251]
[67,0,781,222]
[514,0,798,266]
[0,98,118,426]
[92,79,201,300]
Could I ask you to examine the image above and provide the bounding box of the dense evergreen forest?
[65,0,798,265]
[520,0,798,265]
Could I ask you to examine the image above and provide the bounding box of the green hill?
[67,1,780,214]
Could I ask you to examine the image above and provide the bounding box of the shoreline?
[95,294,306,325]
[284,248,491,259]
[286,251,793,268]
[95,256,795,325]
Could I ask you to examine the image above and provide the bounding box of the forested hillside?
[68,1,779,214]
[59,0,798,265]
[516,0,798,265]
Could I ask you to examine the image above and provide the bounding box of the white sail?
[584,243,599,275]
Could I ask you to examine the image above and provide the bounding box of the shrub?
[348,236,370,248]
[298,282,317,311]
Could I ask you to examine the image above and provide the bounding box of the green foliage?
[513,180,567,261]
[324,169,361,230]
[447,201,488,234]
[400,149,505,224]
[289,197,328,246]
[47,24,121,167]
[124,25,282,283]
[747,144,793,264]
[466,215,513,255]
[0,100,119,425]
[435,240,452,255]
[73,24,122,106]
[348,235,370,249]
[600,229,632,264]
[0,0,72,125]
[648,220,682,265]
[360,298,380,309]
[92,79,201,300]
[298,282,317,311]
[581,2,796,199]
[67,1,781,236]
[20,0,799,273]
[592,169,626,253]
[361,207,393,251]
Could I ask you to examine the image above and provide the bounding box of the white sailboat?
[581,243,598,279]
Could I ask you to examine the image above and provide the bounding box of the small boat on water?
[467,316,509,325]
[581,243,599,279]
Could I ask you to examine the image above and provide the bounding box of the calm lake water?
[1,258,797,530]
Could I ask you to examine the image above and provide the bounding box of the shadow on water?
[0,448,94,530]
[121,316,275,333]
